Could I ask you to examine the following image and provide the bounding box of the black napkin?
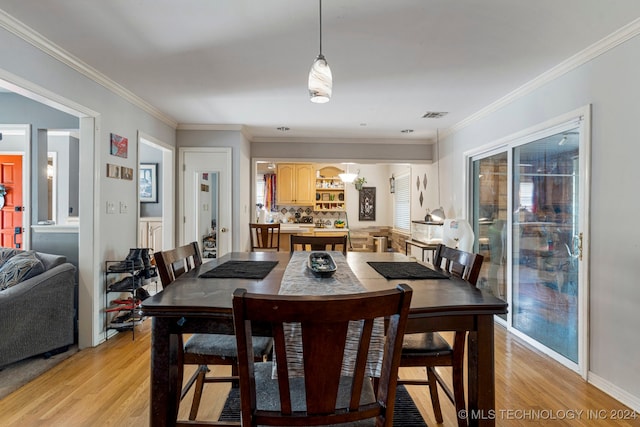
[367,262,449,280]
[199,261,278,279]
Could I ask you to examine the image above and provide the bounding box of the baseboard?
[588,371,640,412]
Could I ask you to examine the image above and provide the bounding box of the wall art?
[359,186,376,221]
[110,133,128,158]
[139,163,158,203]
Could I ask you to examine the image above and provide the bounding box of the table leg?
[150,317,180,426]
[467,315,496,427]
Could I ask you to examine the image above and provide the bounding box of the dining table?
[140,250,508,427]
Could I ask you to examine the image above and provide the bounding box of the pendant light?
[308,0,332,103]
[338,164,358,183]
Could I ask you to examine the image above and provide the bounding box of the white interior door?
[180,148,232,257]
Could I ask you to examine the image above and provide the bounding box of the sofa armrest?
[0,262,77,367]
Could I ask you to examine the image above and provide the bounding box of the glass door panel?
[472,152,508,319]
[512,129,580,362]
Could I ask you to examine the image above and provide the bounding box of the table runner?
[276,251,385,378]
[367,261,450,280]
[198,260,278,279]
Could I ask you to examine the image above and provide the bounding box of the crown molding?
[250,136,429,145]
[0,10,178,128]
[444,17,640,139]
[176,124,244,131]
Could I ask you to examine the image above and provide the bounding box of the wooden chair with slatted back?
[232,284,413,427]
[249,223,281,251]
[154,242,273,422]
[399,243,484,427]
[290,234,348,255]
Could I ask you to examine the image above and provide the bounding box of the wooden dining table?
[140,251,508,427]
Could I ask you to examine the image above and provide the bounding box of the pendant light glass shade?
[309,54,332,103]
[309,0,332,103]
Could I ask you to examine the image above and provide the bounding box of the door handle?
[220,227,228,233]
[13,226,22,249]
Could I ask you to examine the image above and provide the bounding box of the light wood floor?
[0,322,637,427]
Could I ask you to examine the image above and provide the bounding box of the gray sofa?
[0,250,77,368]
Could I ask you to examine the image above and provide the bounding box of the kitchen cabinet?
[139,218,163,253]
[314,166,346,211]
[276,163,315,205]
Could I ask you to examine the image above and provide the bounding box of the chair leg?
[188,365,208,420]
[426,367,444,423]
[452,332,467,427]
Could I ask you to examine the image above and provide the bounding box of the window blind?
[394,174,410,231]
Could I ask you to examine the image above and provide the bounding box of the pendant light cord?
[436,128,441,207]
[319,0,323,56]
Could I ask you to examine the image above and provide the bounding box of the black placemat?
[199,261,278,279]
[367,261,449,280]
[219,384,427,426]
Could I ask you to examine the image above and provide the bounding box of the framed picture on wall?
[359,186,376,221]
[139,163,158,203]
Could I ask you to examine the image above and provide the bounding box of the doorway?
[138,133,175,254]
[179,148,232,257]
[0,154,24,248]
[469,110,589,376]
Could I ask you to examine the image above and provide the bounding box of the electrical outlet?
[106,201,116,214]
[120,201,128,214]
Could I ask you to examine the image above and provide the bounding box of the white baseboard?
[588,371,640,412]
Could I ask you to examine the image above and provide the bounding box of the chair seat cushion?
[402,332,452,356]
[184,334,272,359]
[253,362,376,426]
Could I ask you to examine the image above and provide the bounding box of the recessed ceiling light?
[277,127,290,131]
[422,111,449,119]
[401,129,414,134]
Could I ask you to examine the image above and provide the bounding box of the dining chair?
[249,223,281,251]
[290,234,348,255]
[154,242,273,421]
[398,243,484,427]
[232,284,413,427]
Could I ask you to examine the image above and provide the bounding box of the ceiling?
[2,1,640,142]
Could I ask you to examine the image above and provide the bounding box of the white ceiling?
[2,1,640,142]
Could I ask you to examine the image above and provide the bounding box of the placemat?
[198,260,278,279]
[367,261,450,280]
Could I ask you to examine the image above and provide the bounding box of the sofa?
[0,249,77,368]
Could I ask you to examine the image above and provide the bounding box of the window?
[394,173,410,231]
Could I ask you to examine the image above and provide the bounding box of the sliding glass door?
[470,114,588,373]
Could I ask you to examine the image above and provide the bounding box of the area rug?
[199,260,279,279]
[219,384,427,426]
[0,345,78,400]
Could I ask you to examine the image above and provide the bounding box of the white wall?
[0,26,176,348]
[438,32,640,409]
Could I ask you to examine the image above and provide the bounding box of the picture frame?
[110,133,128,158]
[106,163,120,179]
[359,186,376,221]
[139,163,158,203]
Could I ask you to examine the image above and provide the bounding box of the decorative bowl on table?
[307,252,337,278]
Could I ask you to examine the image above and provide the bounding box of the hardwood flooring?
[0,321,637,426]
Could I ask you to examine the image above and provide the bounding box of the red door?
[0,155,23,248]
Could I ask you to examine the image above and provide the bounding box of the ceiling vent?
[422,111,448,119]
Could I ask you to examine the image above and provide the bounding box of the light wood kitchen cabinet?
[139,218,163,252]
[276,163,315,205]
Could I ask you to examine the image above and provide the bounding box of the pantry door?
[0,155,23,248]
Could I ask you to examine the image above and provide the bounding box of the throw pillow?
[0,248,20,268]
[0,250,46,291]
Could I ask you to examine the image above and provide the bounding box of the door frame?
[464,105,591,378]
[138,131,175,252]
[178,147,232,256]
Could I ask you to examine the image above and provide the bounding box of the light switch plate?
[106,201,116,214]
[120,201,128,214]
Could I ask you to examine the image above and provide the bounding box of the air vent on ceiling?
[422,111,448,119]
